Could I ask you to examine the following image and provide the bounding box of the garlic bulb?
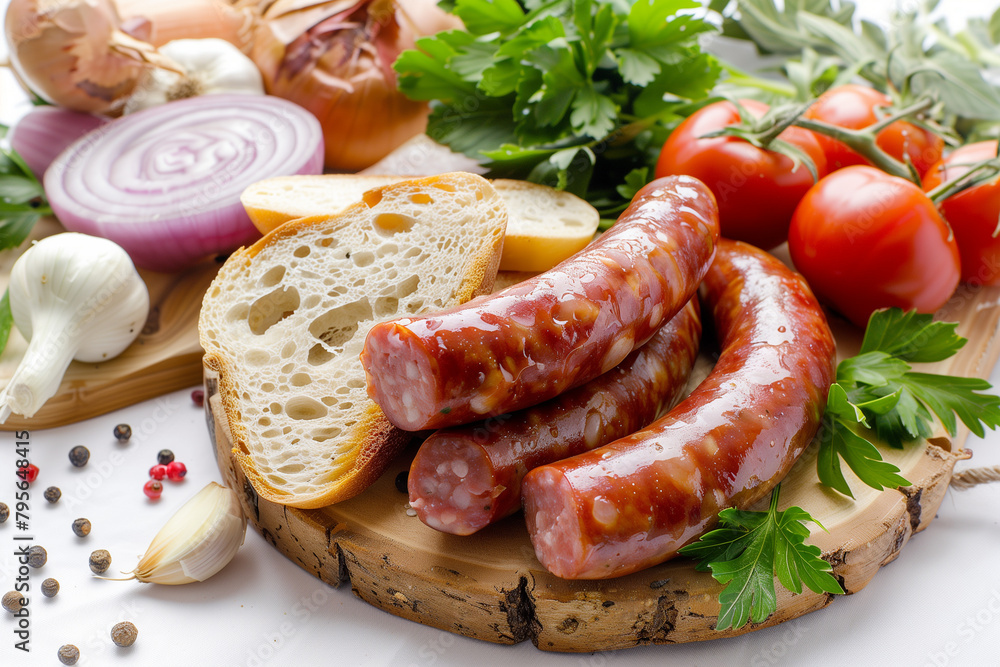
[125,38,265,114]
[0,233,150,422]
[4,0,183,114]
[129,482,246,585]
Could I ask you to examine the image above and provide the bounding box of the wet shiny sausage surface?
[360,175,720,431]
[521,239,837,580]
[408,298,702,535]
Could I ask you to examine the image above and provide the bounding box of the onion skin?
[44,94,324,273]
[4,0,181,114]
[8,106,110,178]
[252,0,459,171]
[115,0,256,52]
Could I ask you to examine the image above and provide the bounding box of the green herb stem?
[719,61,798,98]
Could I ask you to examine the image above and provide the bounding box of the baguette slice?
[241,175,599,273]
[200,173,508,508]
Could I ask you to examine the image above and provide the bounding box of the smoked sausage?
[521,239,836,580]
[409,298,702,535]
[360,175,720,431]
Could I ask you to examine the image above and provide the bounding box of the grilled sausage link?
[360,175,720,431]
[409,298,702,535]
[522,239,837,580]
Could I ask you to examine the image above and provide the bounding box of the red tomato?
[922,141,1000,286]
[655,99,827,250]
[804,84,944,175]
[788,166,960,327]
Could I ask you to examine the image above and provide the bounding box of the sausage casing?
[522,239,837,579]
[408,298,702,535]
[360,175,720,431]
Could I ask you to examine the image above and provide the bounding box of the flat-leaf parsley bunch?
[394,0,721,218]
[681,308,1000,630]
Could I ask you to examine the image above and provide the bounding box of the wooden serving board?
[205,278,1000,653]
[0,218,220,430]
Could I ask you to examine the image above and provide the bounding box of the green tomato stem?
[791,117,913,180]
[925,159,1000,204]
[864,96,936,135]
[756,100,814,149]
[790,96,937,183]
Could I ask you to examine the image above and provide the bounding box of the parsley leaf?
[858,309,964,362]
[898,372,1000,439]
[816,308,1000,496]
[0,129,48,252]
[453,0,526,35]
[615,167,649,201]
[393,0,720,211]
[679,485,843,631]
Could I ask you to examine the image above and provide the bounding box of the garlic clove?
[129,482,247,585]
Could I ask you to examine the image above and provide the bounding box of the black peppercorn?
[58,644,80,665]
[111,621,138,647]
[394,470,408,494]
[68,445,90,467]
[0,502,8,523]
[113,424,132,442]
[89,549,111,574]
[72,518,92,537]
[157,449,175,466]
[41,578,59,598]
[44,486,61,504]
[2,591,23,613]
[27,545,46,568]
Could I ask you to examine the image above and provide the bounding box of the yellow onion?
[4,0,183,115]
[115,0,257,52]
[251,0,460,171]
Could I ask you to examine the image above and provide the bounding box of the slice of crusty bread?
[241,175,599,273]
[200,173,508,508]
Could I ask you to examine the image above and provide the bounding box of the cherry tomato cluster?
[143,450,186,500]
[655,85,992,328]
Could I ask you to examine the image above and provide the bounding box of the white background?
[1,1,1000,665]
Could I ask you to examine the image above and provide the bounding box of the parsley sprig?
[817,308,1000,498]
[394,0,721,217]
[679,485,843,631]
[0,123,49,252]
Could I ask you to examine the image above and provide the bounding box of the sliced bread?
[241,175,599,273]
[199,173,508,508]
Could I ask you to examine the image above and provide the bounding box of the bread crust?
[200,173,506,508]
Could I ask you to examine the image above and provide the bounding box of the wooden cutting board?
[205,276,1000,653]
[0,135,469,431]
[0,217,219,430]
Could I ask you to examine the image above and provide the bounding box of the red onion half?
[8,106,109,178]
[45,94,324,272]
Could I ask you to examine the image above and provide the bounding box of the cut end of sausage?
[522,466,587,579]
[362,322,439,431]
[409,435,499,535]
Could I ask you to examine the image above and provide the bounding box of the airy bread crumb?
[200,173,507,508]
